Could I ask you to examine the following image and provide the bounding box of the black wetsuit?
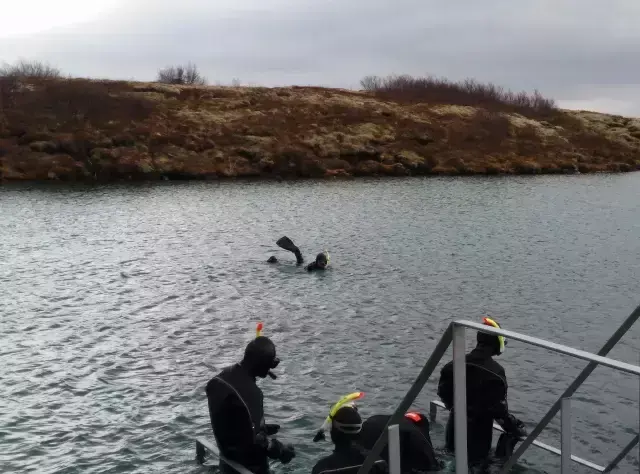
[358,415,441,472]
[206,363,272,474]
[437,345,520,465]
[312,444,387,474]
[305,262,324,271]
[294,250,324,271]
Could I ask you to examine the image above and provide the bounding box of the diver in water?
[358,412,443,472]
[312,404,387,474]
[267,236,329,271]
[437,317,527,469]
[205,329,295,474]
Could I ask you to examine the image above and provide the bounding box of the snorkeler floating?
[267,236,330,271]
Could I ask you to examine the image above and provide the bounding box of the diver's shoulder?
[486,358,506,374]
[440,359,454,373]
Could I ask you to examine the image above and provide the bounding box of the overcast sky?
[2,0,640,115]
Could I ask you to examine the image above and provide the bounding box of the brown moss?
[0,77,638,182]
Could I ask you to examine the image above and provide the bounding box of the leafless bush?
[157,63,207,85]
[360,74,556,115]
[0,59,61,78]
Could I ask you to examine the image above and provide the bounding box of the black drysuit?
[206,363,273,474]
[312,444,387,474]
[357,415,441,472]
[437,346,521,464]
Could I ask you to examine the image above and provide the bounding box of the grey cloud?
[1,0,639,114]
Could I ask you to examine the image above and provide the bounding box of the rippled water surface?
[1,175,639,474]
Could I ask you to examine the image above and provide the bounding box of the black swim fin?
[276,236,298,252]
[276,236,304,264]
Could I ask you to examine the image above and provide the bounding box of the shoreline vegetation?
[1,61,639,183]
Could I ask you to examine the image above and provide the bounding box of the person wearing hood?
[205,326,295,474]
[437,317,526,468]
[312,404,387,474]
[267,236,330,271]
[357,412,443,472]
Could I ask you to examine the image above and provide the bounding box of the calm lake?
[1,174,639,474]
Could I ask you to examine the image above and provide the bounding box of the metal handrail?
[429,400,607,472]
[356,304,640,474]
[195,437,256,474]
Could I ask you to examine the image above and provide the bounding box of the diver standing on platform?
[205,324,295,474]
[437,317,527,468]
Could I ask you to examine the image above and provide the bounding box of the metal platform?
[356,304,640,474]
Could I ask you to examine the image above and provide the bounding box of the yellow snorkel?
[313,392,364,442]
[483,316,506,354]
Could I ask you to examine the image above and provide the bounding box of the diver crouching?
[312,403,387,474]
[358,412,443,472]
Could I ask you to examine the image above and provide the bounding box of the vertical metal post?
[388,424,401,474]
[561,398,572,473]
[453,324,468,474]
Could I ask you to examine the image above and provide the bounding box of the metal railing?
[428,400,607,471]
[195,437,255,474]
[357,304,640,474]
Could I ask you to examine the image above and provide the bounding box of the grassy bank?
[1,76,639,182]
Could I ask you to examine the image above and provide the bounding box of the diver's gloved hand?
[279,444,295,464]
[371,459,388,474]
[502,414,527,439]
[265,423,280,435]
[267,438,296,464]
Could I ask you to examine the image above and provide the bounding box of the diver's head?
[241,336,280,378]
[315,252,328,269]
[476,317,506,356]
[404,412,430,437]
[267,256,278,263]
[330,405,362,447]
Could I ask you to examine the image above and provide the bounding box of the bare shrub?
[0,59,61,78]
[360,74,556,116]
[157,63,207,85]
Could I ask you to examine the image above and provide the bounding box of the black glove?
[371,459,388,474]
[279,444,295,464]
[501,414,527,439]
[267,438,296,464]
[265,423,280,436]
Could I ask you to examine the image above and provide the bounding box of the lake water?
[1,175,639,474]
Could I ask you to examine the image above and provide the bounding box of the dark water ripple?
[1,175,639,474]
